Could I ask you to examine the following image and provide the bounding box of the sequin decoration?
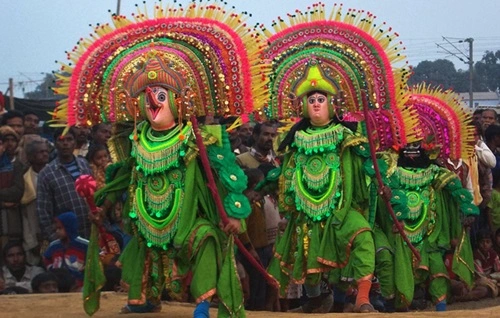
[51,2,269,129]
[405,83,476,161]
[257,2,418,151]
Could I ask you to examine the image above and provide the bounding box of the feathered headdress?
[50,1,268,129]
[405,83,476,160]
[258,2,419,150]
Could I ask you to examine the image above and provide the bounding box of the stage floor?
[1,292,499,317]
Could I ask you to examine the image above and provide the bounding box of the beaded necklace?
[131,123,193,175]
[290,124,345,222]
[293,123,346,154]
[128,122,192,249]
[395,165,437,190]
[131,186,183,249]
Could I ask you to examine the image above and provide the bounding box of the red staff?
[190,115,279,289]
[360,90,421,262]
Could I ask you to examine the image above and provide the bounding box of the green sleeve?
[205,125,251,219]
[94,158,133,206]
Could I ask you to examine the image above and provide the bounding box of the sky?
[1,0,499,97]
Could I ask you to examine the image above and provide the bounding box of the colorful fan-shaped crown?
[257,2,418,150]
[51,2,268,128]
[405,83,475,160]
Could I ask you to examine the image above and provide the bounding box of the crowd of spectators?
[1,108,500,312]
[0,110,122,294]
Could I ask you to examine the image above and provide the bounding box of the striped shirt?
[37,156,92,241]
[63,160,81,180]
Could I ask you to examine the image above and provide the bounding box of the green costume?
[268,123,375,295]
[96,122,250,317]
[366,153,479,306]
[50,3,270,316]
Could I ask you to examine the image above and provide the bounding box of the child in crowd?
[452,230,500,302]
[43,211,89,289]
[87,143,128,266]
[474,229,500,281]
[86,143,111,190]
[50,268,78,293]
[31,272,59,293]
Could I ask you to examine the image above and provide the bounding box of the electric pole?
[464,38,474,108]
[9,78,14,110]
[437,37,474,108]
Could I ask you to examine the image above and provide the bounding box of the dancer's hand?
[223,217,241,235]
[89,207,104,225]
[379,185,392,201]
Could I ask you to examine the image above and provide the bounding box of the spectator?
[0,110,24,138]
[487,169,500,233]
[43,211,89,288]
[472,109,483,126]
[481,109,498,131]
[237,121,278,168]
[90,122,112,147]
[86,143,111,190]
[466,122,495,207]
[37,127,92,241]
[221,116,250,155]
[72,125,91,158]
[485,124,500,179]
[20,139,50,265]
[2,110,52,166]
[2,111,26,164]
[49,268,78,293]
[238,168,268,310]
[86,143,127,265]
[0,126,25,247]
[237,122,254,148]
[0,241,44,293]
[23,111,40,135]
[451,230,500,302]
[469,122,496,247]
[474,229,500,281]
[31,272,59,293]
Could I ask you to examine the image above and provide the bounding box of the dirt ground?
[1,292,499,318]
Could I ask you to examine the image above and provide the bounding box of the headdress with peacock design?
[51,1,268,130]
[257,2,419,151]
[404,83,476,161]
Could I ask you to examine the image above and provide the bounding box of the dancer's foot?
[193,300,210,318]
[354,303,378,313]
[119,301,161,314]
[301,291,333,313]
[435,300,446,311]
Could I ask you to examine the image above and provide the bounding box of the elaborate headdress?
[405,83,476,160]
[258,2,419,150]
[51,2,267,128]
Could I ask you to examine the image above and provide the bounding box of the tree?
[408,51,500,93]
[408,59,459,90]
[24,73,56,99]
[474,50,500,92]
